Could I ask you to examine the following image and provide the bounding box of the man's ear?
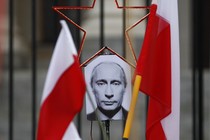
[122,89,126,95]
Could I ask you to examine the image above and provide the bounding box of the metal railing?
[6,0,209,140]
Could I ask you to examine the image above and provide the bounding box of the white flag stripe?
[156,0,180,139]
[41,21,76,104]
[62,122,82,140]
[152,0,157,4]
[60,20,78,56]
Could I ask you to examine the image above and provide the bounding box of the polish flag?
[135,0,180,139]
[37,20,86,140]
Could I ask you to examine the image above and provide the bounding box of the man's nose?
[105,84,114,99]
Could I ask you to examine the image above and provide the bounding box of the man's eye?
[112,82,121,86]
[96,82,106,86]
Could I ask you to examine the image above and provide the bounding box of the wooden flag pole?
[123,75,142,139]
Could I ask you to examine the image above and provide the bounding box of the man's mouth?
[102,101,117,105]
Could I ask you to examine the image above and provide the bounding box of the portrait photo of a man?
[85,55,131,121]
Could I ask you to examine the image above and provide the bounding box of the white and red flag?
[135,0,180,139]
[37,20,86,140]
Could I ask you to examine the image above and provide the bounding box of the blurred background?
[0,0,209,140]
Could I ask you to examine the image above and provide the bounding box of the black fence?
[192,0,210,140]
[5,0,210,139]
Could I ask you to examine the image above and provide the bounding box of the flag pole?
[123,75,142,139]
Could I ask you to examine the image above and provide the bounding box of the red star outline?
[52,0,96,59]
[115,0,150,63]
[53,0,151,67]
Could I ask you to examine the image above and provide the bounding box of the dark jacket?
[87,107,128,121]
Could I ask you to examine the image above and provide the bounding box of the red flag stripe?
[136,4,171,139]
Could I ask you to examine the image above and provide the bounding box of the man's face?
[92,63,125,111]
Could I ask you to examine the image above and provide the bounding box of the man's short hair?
[90,62,127,89]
